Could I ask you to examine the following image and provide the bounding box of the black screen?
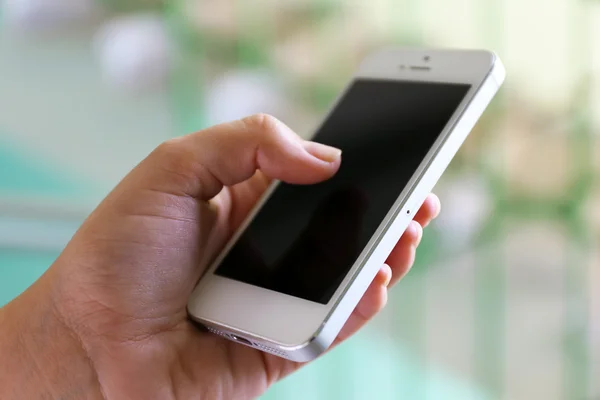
[215,79,470,304]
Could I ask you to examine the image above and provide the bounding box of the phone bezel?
[187,48,501,348]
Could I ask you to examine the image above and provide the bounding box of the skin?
[0,114,440,400]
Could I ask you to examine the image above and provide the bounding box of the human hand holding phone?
[0,114,439,400]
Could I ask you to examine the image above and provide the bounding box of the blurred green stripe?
[0,138,86,197]
[0,249,58,306]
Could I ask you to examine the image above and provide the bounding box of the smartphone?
[187,48,505,362]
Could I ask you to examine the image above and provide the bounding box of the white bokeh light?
[1,0,97,31]
[94,13,174,93]
[205,70,296,127]
[435,173,493,247]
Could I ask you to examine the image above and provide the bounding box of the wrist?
[0,272,105,400]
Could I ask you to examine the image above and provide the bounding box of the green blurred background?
[1,0,599,399]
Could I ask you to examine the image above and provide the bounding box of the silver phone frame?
[188,48,506,362]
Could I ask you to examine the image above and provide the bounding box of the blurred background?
[0,0,599,398]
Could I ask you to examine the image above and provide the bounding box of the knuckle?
[152,136,221,196]
[155,138,184,162]
[156,137,183,154]
[153,138,196,178]
[242,113,283,141]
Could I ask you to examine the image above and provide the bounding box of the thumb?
[126,113,342,201]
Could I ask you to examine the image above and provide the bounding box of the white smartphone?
[187,48,505,362]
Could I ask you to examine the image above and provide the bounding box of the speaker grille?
[205,326,234,340]
[251,342,287,358]
[205,326,287,358]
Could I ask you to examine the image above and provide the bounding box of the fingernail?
[303,141,342,163]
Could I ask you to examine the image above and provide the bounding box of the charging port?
[231,335,252,346]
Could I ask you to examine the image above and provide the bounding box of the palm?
[158,173,305,398]
[59,173,309,398]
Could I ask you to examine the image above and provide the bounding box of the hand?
[0,114,440,400]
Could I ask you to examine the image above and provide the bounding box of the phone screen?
[215,78,471,304]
